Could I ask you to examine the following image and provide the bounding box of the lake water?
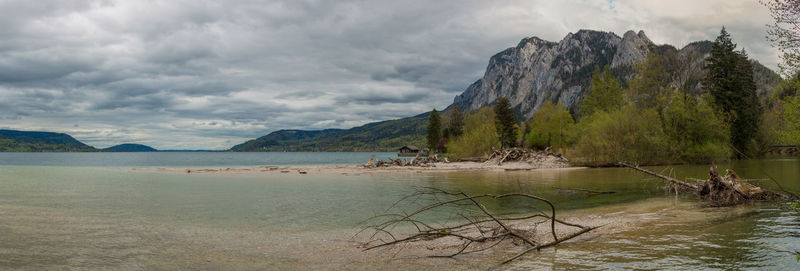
[0,152,397,167]
[0,153,798,270]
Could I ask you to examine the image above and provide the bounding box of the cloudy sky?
[0,0,778,149]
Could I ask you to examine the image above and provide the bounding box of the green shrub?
[447,107,499,159]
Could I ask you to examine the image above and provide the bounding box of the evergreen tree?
[448,106,465,138]
[580,66,624,119]
[703,27,761,156]
[493,97,518,148]
[426,109,441,152]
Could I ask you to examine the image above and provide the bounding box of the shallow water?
[0,154,798,270]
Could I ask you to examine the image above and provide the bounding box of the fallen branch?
[618,162,697,190]
[357,187,595,264]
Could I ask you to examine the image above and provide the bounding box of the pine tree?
[426,109,441,152]
[704,27,761,156]
[448,106,465,138]
[493,97,518,148]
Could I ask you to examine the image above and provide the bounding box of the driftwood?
[619,162,792,206]
[357,187,596,265]
[486,147,569,165]
[365,154,442,168]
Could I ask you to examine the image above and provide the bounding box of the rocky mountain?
[231,29,780,152]
[451,30,779,119]
[0,129,97,152]
[103,143,158,152]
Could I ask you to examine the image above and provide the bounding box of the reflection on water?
[0,157,798,269]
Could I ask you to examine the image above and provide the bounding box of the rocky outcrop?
[450,29,779,120]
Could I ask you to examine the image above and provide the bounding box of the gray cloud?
[0,0,779,149]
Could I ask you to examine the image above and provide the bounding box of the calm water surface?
[0,153,798,270]
[0,152,397,167]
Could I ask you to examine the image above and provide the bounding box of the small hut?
[398,145,421,157]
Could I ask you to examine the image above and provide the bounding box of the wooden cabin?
[398,145,421,157]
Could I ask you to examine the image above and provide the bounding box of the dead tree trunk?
[618,162,792,206]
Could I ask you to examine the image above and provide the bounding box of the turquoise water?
[0,154,799,269]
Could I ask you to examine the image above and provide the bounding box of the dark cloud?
[0,0,778,149]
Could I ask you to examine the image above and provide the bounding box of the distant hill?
[103,143,158,152]
[230,112,428,152]
[0,129,97,152]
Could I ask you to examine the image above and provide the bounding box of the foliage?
[493,97,518,148]
[704,28,761,156]
[627,53,670,109]
[761,0,800,76]
[580,66,624,119]
[574,84,731,165]
[426,109,442,152]
[660,93,733,163]
[757,107,783,153]
[573,106,670,166]
[447,107,498,159]
[525,101,576,151]
[445,106,465,138]
[778,89,800,143]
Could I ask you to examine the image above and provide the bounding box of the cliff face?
[450,29,779,119]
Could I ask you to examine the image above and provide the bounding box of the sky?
[0,0,779,150]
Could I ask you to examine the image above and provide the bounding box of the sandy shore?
[143,161,586,175]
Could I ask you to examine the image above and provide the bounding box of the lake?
[0,152,798,270]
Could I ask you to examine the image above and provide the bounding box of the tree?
[627,53,670,109]
[426,109,441,152]
[580,66,624,119]
[762,0,800,76]
[762,0,800,144]
[493,97,518,148]
[661,93,732,163]
[703,28,761,156]
[447,107,498,158]
[447,106,465,138]
[526,101,575,151]
[779,91,800,143]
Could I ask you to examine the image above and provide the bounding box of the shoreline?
[141,161,587,175]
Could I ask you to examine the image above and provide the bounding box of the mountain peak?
[451,29,778,120]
